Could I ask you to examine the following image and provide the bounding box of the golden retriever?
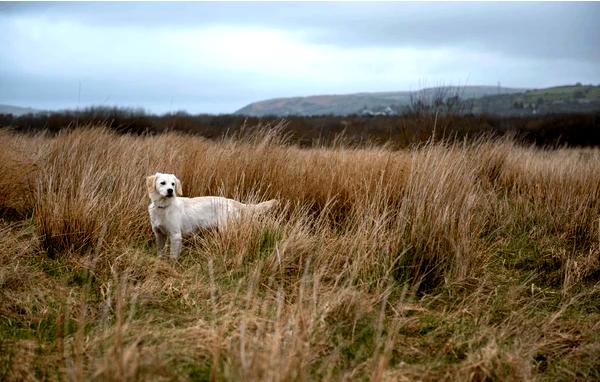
[146,172,277,258]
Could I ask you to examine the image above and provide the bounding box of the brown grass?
[0,126,599,381]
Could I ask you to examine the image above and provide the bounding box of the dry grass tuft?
[1,126,599,380]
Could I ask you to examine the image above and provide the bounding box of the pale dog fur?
[147,172,278,259]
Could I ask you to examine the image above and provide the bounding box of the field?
[521,85,600,103]
[1,126,599,381]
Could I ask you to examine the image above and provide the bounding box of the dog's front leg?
[170,232,183,259]
[152,227,167,257]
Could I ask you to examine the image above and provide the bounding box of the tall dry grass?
[0,126,599,381]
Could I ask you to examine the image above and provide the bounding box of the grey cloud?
[3,2,599,61]
[295,3,600,62]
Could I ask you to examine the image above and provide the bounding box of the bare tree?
[405,85,472,116]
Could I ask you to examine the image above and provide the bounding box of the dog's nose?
[167,188,174,195]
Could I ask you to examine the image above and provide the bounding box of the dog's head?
[146,172,183,200]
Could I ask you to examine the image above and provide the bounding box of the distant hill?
[236,85,600,117]
[0,104,40,116]
[235,86,526,117]
[471,84,600,116]
[3,84,599,118]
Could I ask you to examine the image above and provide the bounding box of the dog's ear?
[146,175,157,194]
[175,178,183,196]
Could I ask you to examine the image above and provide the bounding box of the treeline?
[1,107,599,148]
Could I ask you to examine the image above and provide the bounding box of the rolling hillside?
[235,86,525,116]
[472,84,600,116]
[0,104,40,116]
[236,84,600,117]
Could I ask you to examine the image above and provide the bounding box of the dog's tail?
[252,199,279,213]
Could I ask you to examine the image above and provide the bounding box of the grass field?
[1,126,599,381]
[519,85,600,103]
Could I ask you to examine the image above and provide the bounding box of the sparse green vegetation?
[0,127,599,380]
[519,85,600,103]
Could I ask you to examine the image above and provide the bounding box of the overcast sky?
[1,2,599,114]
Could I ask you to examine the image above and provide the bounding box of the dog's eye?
[171,182,175,186]
[160,181,166,185]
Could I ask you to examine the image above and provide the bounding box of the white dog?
[147,172,278,259]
